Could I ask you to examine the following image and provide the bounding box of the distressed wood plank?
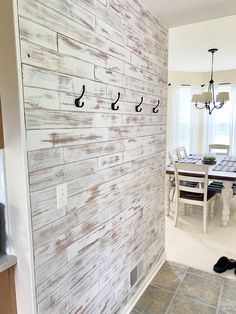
[29,158,97,191]
[63,141,124,163]
[37,0,96,31]
[24,87,60,110]
[58,34,124,74]
[96,17,123,46]
[27,128,109,151]
[21,40,94,80]
[98,152,123,170]
[28,147,64,172]
[25,108,96,130]
[19,17,57,51]
[22,65,106,97]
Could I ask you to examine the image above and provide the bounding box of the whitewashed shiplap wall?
[17,0,168,312]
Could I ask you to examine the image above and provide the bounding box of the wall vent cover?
[130,258,144,288]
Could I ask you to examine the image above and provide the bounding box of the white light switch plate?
[57,183,68,209]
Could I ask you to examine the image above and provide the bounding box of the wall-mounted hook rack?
[153,100,160,113]
[111,92,120,111]
[75,85,85,108]
[135,97,143,112]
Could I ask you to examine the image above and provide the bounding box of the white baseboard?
[122,252,166,314]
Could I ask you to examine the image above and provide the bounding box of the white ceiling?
[143,1,236,72]
[144,0,236,27]
[168,15,236,72]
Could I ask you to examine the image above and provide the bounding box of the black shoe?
[213,256,236,273]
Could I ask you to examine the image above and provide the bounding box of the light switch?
[57,183,68,209]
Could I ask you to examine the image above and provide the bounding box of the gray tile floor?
[131,261,236,314]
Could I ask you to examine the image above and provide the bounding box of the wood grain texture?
[17,0,168,312]
[0,267,17,314]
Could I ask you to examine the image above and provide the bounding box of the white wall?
[169,15,236,72]
[169,69,236,86]
[0,0,35,313]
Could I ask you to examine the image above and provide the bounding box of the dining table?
[165,154,236,227]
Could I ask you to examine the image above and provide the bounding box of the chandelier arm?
[208,104,216,115]
[195,103,206,110]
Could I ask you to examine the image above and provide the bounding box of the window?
[168,84,236,156]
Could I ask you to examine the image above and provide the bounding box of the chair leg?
[170,187,175,202]
[183,203,187,216]
[187,204,193,215]
[209,200,215,220]
[174,200,180,227]
[203,205,207,234]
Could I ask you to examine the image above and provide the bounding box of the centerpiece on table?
[202,155,217,165]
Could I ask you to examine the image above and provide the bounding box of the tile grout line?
[164,266,188,313]
[187,269,225,281]
[216,277,226,314]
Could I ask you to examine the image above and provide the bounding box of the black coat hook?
[75,85,85,108]
[153,100,160,113]
[135,97,143,112]
[111,92,120,110]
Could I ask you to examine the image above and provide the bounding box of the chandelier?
[191,48,229,115]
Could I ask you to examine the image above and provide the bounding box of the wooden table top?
[166,154,236,181]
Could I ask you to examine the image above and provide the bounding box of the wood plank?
[21,40,94,80]
[26,128,109,151]
[58,34,124,73]
[63,140,124,163]
[24,87,60,110]
[109,127,132,140]
[19,17,57,51]
[19,0,106,51]
[98,152,123,170]
[60,93,111,113]
[29,158,97,191]
[68,175,124,211]
[22,65,106,97]
[37,0,96,31]
[130,52,168,78]
[28,147,64,172]
[124,135,165,151]
[25,108,96,130]
[123,114,166,126]
[67,163,130,198]
[96,17,123,46]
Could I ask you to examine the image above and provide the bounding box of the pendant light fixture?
[191,48,229,115]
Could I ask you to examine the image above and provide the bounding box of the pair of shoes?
[213,256,236,273]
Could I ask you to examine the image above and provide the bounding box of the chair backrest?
[176,146,187,159]
[168,149,180,165]
[209,144,230,155]
[174,162,209,204]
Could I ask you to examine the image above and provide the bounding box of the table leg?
[222,181,233,226]
[165,175,172,216]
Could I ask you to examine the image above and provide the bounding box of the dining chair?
[176,146,187,159]
[209,144,230,155]
[168,149,180,203]
[174,162,217,234]
[208,144,230,194]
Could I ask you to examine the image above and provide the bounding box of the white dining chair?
[208,144,230,194]
[168,149,180,203]
[209,144,230,155]
[174,162,217,234]
[176,146,187,159]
